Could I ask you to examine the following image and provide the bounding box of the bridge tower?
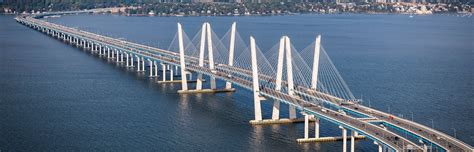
[250,36,310,125]
[177,22,235,94]
[177,23,188,91]
[225,22,237,90]
[250,36,262,121]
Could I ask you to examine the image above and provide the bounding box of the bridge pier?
[107,47,111,58]
[126,53,130,67]
[116,50,120,63]
[340,126,347,152]
[161,63,166,81]
[111,48,115,58]
[250,37,262,121]
[153,61,158,77]
[148,60,154,77]
[351,130,356,152]
[136,56,141,72]
[98,45,102,55]
[120,51,124,63]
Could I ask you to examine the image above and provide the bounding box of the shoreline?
[3,11,471,17]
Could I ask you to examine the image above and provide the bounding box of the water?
[1,14,472,151]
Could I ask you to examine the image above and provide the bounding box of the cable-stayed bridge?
[14,11,473,152]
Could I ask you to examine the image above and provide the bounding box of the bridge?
[14,11,473,152]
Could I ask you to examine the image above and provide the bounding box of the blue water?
[1,14,472,151]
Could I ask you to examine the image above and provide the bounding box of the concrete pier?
[177,88,235,94]
[158,79,205,84]
[297,135,366,143]
[249,118,314,125]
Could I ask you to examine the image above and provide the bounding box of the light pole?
[410,111,414,121]
[451,128,457,139]
[430,119,434,129]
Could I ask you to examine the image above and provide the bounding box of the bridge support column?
[130,55,134,67]
[107,47,110,58]
[149,60,153,77]
[136,56,141,72]
[272,37,285,120]
[315,116,320,138]
[250,37,262,121]
[374,141,383,152]
[351,130,357,152]
[99,45,103,55]
[126,53,130,67]
[161,63,166,81]
[225,22,236,90]
[206,23,216,90]
[272,100,280,120]
[177,23,188,91]
[195,23,206,90]
[154,61,158,77]
[174,66,178,76]
[116,50,120,62]
[340,126,347,152]
[120,52,124,62]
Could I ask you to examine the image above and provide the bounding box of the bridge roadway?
[15,13,473,152]
[218,65,473,152]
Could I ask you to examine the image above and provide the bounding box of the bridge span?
[14,11,473,152]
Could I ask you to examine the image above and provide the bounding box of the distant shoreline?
[3,11,472,18]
